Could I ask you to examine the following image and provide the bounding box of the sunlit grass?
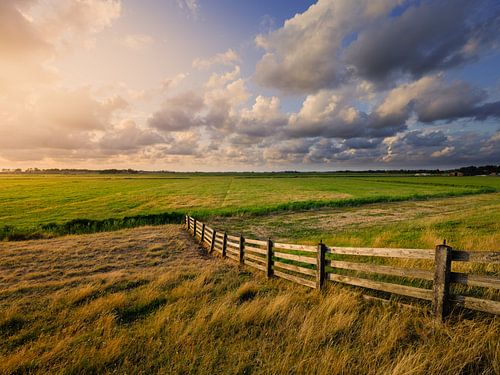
[0,225,498,374]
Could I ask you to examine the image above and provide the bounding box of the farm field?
[209,192,500,251]
[1,225,498,374]
[0,173,498,240]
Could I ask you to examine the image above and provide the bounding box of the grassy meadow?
[0,174,499,373]
[0,225,498,374]
[0,173,498,240]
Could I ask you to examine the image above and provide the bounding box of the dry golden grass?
[0,225,498,374]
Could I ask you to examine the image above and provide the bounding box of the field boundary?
[185,215,500,321]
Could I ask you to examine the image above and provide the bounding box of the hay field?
[1,225,498,374]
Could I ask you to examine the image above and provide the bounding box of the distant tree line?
[0,165,498,175]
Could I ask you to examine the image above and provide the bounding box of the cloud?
[374,75,500,125]
[98,120,165,152]
[193,49,241,69]
[287,90,369,139]
[33,0,122,49]
[161,73,189,92]
[121,34,154,50]
[148,91,205,131]
[0,87,128,155]
[237,96,288,137]
[177,0,199,16]
[255,0,500,93]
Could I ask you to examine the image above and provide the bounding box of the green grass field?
[0,173,498,240]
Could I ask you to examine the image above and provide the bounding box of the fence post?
[266,238,274,278]
[185,215,188,229]
[239,235,245,265]
[201,223,205,243]
[193,218,197,237]
[316,241,326,290]
[433,242,452,322]
[210,230,216,253]
[222,232,227,258]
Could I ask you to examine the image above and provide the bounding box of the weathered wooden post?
[433,241,453,321]
[266,238,274,278]
[222,232,227,258]
[210,230,216,253]
[193,218,197,237]
[185,215,189,230]
[316,240,326,290]
[239,235,245,265]
[201,223,205,243]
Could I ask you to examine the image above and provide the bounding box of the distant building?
[448,171,464,176]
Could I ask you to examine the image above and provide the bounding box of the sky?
[1,0,500,171]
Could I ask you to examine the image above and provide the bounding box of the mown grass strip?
[0,187,495,241]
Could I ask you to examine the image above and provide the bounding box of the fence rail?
[185,215,500,321]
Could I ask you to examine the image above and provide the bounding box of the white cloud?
[121,34,154,50]
[193,49,241,69]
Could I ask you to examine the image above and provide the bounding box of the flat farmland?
[0,174,498,240]
[0,174,499,374]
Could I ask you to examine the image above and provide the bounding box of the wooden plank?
[450,273,500,289]
[274,260,316,277]
[216,232,225,239]
[205,226,214,234]
[433,245,452,321]
[327,273,432,301]
[245,259,267,272]
[273,251,316,265]
[273,242,317,253]
[267,239,273,278]
[326,246,434,260]
[226,247,239,257]
[317,242,326,290]
[226,252,240,262]
[451,295,500,315]
[326,260,434,281]
[274,270,316,289]
[239,235,244,265]
[226,240,240,249]
[246,238,268,246]
[214,238,224,245]
[245,252,266,264]
[452,251,500,264]
[227,234,240,242]
[222,232,227,258]
[210,230,216,253]
[245,245,267,255]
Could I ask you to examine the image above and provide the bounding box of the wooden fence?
[185,216,500,321]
